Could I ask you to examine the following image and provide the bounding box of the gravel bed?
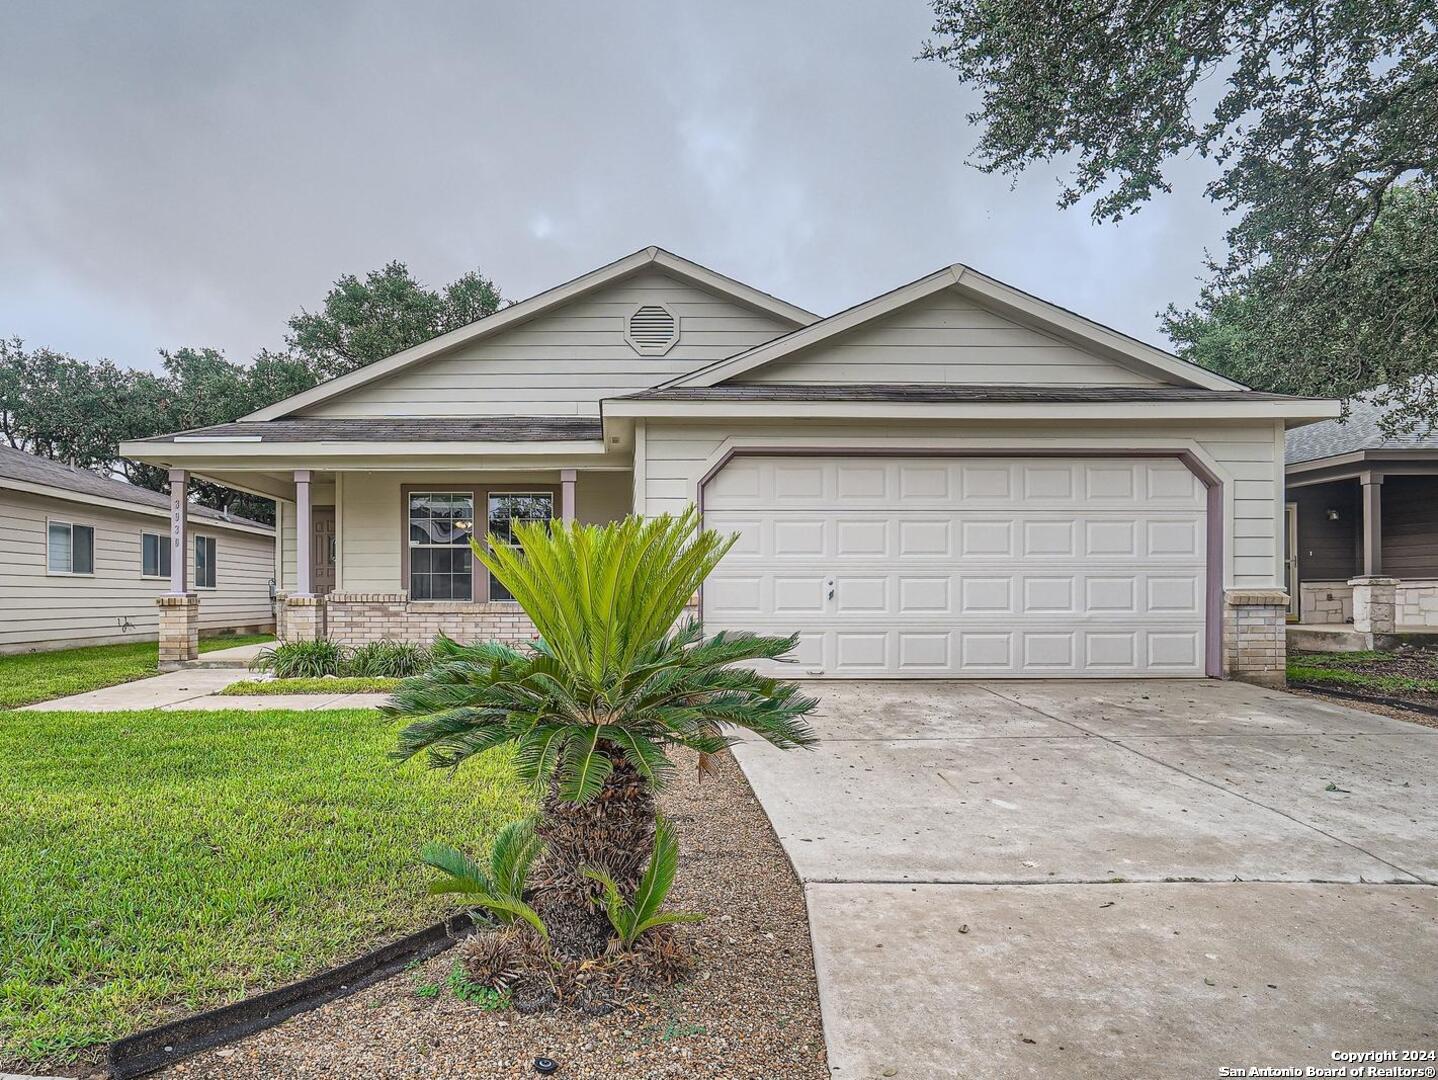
[156,749,830,1080]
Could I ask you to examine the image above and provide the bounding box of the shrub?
[345,640,433,678]
[583,815,703,949]
[249,640,347,678]
[420,818,548,941]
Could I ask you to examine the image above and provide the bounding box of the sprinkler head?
[534,1057,558,1075]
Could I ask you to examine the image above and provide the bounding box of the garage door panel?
[704,455,1207,677]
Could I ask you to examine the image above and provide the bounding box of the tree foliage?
[1163,181,1438,416]
[1,260,502,521]
[287,261,502,380]
[921,0,1438,425]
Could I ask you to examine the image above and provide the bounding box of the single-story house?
[0,444,276,654]
[1285,387,1438,644]
[121,246,1339,684]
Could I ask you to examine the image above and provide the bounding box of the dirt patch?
[157,749,830,1080]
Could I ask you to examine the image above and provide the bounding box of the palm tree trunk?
[532,743,655,960]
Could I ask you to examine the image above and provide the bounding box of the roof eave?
[0,475,274,535]
[601,398,1341,422]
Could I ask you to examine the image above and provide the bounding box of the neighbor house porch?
[1287,453,1438,650]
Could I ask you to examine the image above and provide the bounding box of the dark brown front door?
[312,507,336,595]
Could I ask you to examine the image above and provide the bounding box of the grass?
[0,634,275,709]
[0,706,529,1068]
[1287,650,1438,696]
[219,677,402,696]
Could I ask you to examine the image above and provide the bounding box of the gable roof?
[0,444,272,532]
[246,246,819,422]
[1286,385,1438,464]
[659,264,1246,392]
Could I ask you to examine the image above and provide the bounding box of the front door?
[312,507,336,596]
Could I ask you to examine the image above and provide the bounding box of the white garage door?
[703,455,1208,678]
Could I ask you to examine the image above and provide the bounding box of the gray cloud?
[0,0,1230,372]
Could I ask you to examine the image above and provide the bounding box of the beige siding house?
[122,246,1339,685]
[0,446,276,653]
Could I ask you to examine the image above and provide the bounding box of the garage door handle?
[826,577,836,600]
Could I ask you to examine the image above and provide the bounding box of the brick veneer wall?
[156,593,199,666]
[323,593,536,647]
[1222,589,1288,687]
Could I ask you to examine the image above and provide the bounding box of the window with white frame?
[142,532,172,579]
[47,520,95,575]
[486,492,553,601]
[194,535,217,589]
[408,491,474,600]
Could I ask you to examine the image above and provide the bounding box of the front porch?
[1288,456,1438,649]
[282,467,633,646]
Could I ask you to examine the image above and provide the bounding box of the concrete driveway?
[732,680,1438,1079]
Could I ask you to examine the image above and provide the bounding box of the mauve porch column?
[1360,470,1383,576]
[168,468,188,593]
[560,469,577,523]
[294,469,313,595]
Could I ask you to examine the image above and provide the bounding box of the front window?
[48,521,94,575]
[409,491,474,600]
[194,535,217,589]
[142,532,171,579]
[486,492,553,601]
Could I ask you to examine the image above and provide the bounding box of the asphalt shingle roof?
[135,417,604,443]
[1285,388,1438,464]
[0,444,271,529]
[621,383,1314,403]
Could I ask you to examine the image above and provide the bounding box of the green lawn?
[0,706,528,1068]
[1287,650,1438,696]
[220,676,402,696]
[0,635,274,709]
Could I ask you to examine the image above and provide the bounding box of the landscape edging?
[105,912,473,1079]
[1289,681,1438,718]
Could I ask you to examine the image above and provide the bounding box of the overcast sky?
[0,0,1231,372]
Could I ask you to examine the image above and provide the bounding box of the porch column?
[560,469,577,523]
[168,468,188,593]
[1360,470,1383,576]
[294,469,313,596]
[157,468,198,666]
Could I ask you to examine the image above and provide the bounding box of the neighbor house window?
[408,491,474,600]
[47,521,94,575]
[486,492,553,601]
[194,535,217,589]
[141,532,171,579]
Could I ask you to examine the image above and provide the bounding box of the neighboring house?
[0,445,276,654]
[121,246,1337,685]
[1285,388,1438,637]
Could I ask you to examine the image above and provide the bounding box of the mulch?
[152,749,830,1080]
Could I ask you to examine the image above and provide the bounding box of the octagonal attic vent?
[625,304,679,355]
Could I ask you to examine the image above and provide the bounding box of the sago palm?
[386,507,818,959]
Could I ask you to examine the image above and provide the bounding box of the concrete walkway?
[24,665,389,712]
[733,680,1438,1079]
